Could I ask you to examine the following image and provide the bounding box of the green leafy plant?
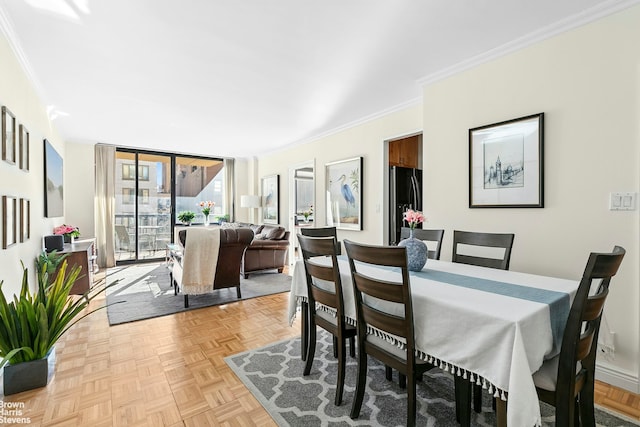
[36,250,68,278]
[0,260,110,369]
[177,210,196,224]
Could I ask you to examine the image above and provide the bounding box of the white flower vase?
[204,215,210,226]
[398,229,428,271]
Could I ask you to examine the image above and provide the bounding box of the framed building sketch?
[261,174,279,224]
[3,195,17,249]
[469,113,544,208]
[19,124,29,171]
[2,106,16,165]
[20,198,30,242]
[325,156,363,230]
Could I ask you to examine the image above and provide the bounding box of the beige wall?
[257,103,422,247]
[422,6,639,388]
[0,31,66,297]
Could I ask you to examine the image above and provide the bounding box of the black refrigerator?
[389,166,422,245]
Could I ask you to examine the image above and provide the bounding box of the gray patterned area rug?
[225,330,639,427]
[106,263,291,325]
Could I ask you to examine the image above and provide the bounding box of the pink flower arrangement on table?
[403,209,425,230]
[53,224,80,238]
[198,201,215,216]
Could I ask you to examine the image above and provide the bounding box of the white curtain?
[224,158,235,222]
[95,144,116,267]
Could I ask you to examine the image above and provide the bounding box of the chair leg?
[236,286,241,298]
[349,336,355,357]
[579,383,596,427]
[333,336,338,358]
[350,350,367,419]
[385,365,392,381]
[301,302,308,361]
[473,383,482,412]
[184,294,189,308]
[335,337,346,406]
[399,373,406,389]
[303,325,316,376]
[407,374,417,427]
[454,375,471,427]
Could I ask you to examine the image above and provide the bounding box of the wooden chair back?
[452,230,514,270]
[297,234,346,327]
[400,227,445,260]
[300,226,341,255]
[557,246,625,399]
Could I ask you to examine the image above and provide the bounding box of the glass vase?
[204,215,210,226]
[398,229,427,271]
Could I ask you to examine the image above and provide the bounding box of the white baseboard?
[596,363,640,393]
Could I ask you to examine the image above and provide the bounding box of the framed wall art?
[325,156,363,230]
[261,174,279,224]
[19,124,29,171]
[469,113,544,208]
[44,139,64,217]
[3,195,17,249]
[20,198,30,242]
[2,106,16,165]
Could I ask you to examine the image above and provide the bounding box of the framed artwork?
[20,198,30,242]
[469,113,544,208]
[44,139,64,217]
[325,156,363,230]
[19,124,29,171]
[3,195,17,249]
[261,174,279,224]
[2,106,16,165]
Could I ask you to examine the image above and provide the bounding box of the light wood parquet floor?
[2,270,639,426]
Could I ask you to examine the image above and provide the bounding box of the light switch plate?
[610,192,636,210]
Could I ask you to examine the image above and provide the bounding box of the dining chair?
[532,245,625,426]
[300,226,341,255]
[297,234,356,406]
[452,230,515,270]
[452,229,515,413]
[400,227,445,260]
[344,239,438,427]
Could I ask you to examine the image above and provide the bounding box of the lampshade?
[241,195,261,208]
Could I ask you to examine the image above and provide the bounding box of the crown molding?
[418,0,640,87]
[0,5,48,105]
[261,96,423,157]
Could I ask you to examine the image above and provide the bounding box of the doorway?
[288,160,315,265]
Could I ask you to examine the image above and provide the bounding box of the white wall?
[423,5,640,389]
[0,31,67,297]
[65,142,95,242]
[257,103,423,246]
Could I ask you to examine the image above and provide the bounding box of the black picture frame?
[2,106,16,165]
[44,139,64,217]
[469,113,544,208]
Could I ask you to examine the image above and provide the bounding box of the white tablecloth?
[288,258,578,427]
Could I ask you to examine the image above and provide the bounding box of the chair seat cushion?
[532,355,582,391]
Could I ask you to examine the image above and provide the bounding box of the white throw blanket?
[181,228,221,295]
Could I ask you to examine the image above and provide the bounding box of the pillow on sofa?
[263,226,286,240]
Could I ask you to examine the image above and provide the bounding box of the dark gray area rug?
[225,329,639,427]
[106,263,291,325]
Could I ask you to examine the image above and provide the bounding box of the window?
[122,164,149,181]
[123,188,135,204]
[175,156,225,223]
[140,188,149,204]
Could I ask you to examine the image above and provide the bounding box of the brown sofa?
[173,227,254,306]
[231,223,290,278]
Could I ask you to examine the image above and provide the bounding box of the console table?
[54,240,97,295]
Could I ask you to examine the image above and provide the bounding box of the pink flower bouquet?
[403,209,425,230]
[53,224,80,238]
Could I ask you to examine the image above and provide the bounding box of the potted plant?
[0,257,108,395]
[177,210,196,226]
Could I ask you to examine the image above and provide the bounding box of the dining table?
[287,256,578,427]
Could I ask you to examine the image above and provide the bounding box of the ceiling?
[0,0,636,158]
